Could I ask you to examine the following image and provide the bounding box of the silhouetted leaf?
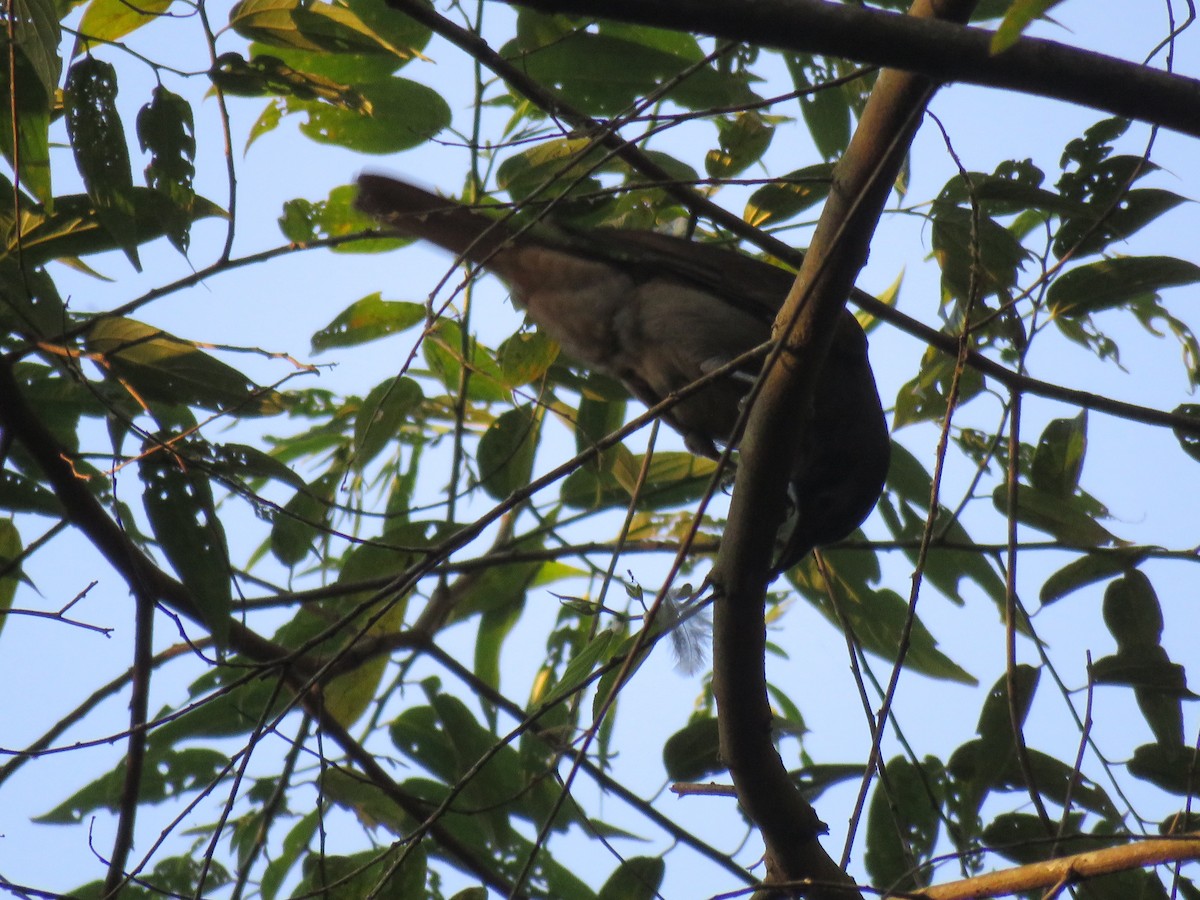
[1040,548,1145,604]
[1031,411,1087,498]
[140,451,232,643]
[478,405,540,500]
[663,716,722,782]
[598,857,664,900]
[64,57,140,270]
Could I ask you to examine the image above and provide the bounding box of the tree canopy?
[2,0,1200,898]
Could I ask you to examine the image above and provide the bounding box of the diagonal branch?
[917,834,1200,899]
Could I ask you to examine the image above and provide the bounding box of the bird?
[354,173,890,571]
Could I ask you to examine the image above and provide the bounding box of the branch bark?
[708,0,976,895]
[916,834,1200,899]
[499,0,1200,139]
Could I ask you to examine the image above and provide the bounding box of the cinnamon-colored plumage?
[354,174,890,570]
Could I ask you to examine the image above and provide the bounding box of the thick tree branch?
[917,834,1200,899]
[498,0,1200,140]
[708,0,976,895]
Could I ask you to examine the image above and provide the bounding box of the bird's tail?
[354,173,517,267]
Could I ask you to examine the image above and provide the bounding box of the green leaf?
[662,716,722,782]
[321,766,415,835]
[503,26,756,116]
[991,0,1066,53]
[1068,188,1188,258]
[295,848,426,899]
[422,318,509,402]
[893,344,985,429]
[76,0,174,46]
[1047,256,1200,319]
[450,549,540,623]
[539,628,620,711]
[205,441,308,491]
[930,201,1029,301]
[390,705,458,781]
[4,189,225,269]
[794,763,867,804]
[598,857,664,900]
[783,54,867,160]
[253,0,430,78]
[877,488,1007,613]
[294,77,450,153]
[799,74,853,160]
[35,747,230,823]
[270,476,333,566]
[790,554,976,685]
[1,0,57,202]
[0,52,52,203]
[475,594,525,689]
[1054,149,1164,257]
[13,0,60,100]
[86,317,283,416]
[983,812,1082,865]
[1128,742,1200,795]
[560,449,719,511]
[1091,650,1190,694]
[209,52,370,114]
[0,469,62,515]
[64,57,141,271]
[321,604,408,727]
[140,451,232,644]
[353,376,423,467]
[150,671,291,747]
[977,665,1040,749]
[0,519,20,639]
[992,482,1115,546]
[477,405,540,500]
[1173,404,1200,464]
[705,111,775,179]
[1103,571,1163,649]
[574,380,627,454]
[280,184,400,252]
[1030,411,1087,498]
[1039,548,1145,605]
[261,811,319,900]
[745,164,834,227]
[495,137,612,202]
[865,756,943,893]
[136,86,196,254]
[313,295,425,351]
[230,0,418,56]
[499,329,560,387]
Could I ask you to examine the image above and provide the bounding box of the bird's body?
[354,174,890,569]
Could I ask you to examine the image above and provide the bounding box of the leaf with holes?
[140,453,232,644]
[64,57,141,270]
